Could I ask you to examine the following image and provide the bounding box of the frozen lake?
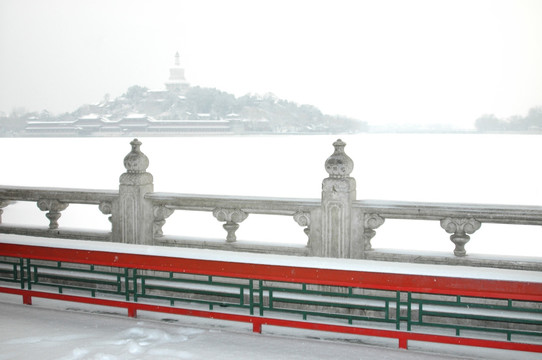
[1,133,541,257]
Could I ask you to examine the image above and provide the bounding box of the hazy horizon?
[1,0,542,128]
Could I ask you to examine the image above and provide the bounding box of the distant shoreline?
[2,129,542,138]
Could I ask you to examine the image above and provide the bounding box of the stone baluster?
[440,217,481,257]
[293,211,311,238]
[362,213,385,251]
[112,139,154,245]
[293,211,313,249]
[99,201,113,224]
[153,205,174,237]
[213,208,248,243]
[37,199,69,229]
[0,201,12,223]
[318,139,361,258]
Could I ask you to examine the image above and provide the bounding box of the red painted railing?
[1,242,541,353]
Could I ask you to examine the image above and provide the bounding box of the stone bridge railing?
[0,187,117,242]
[1,139,541,271]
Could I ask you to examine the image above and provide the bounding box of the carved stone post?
[440,217,481,257]
[319,139,358,258]
[112,139,154,245]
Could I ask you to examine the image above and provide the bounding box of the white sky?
[1,0,541,127]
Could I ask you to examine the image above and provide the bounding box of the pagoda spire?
[174,51,180,66]
[165,51,189,94]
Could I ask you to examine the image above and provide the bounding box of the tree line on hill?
[0,85,368,136]
[475,106,542,132]
[3,85,540,135]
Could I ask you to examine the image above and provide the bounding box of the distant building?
[24,113,235,137]
[24,119,79,136]
[118,113,150,133]
[164,52,190,94]
[75,114,108,134]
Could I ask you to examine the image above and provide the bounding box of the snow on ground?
[0,293,540,360]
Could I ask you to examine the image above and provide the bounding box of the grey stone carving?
[119,138,153,186]
[114,139,154,244]
[440,217,481,257]
[153,205,174,237]
[37,199,69,229]
[0,201,11,223]
[293,211,311,238]
[213,208,248,243]
[321,139,357,258]
[363,213,385,251]
[324,139,354,178]
[99,201,113,223]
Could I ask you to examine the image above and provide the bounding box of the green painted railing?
[133,270,257,314]
[0,258,24,288]
[2,255,541,346]
[410,295,542,340]
[259,282,400,328]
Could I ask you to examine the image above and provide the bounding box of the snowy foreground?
[0,294,539,360]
